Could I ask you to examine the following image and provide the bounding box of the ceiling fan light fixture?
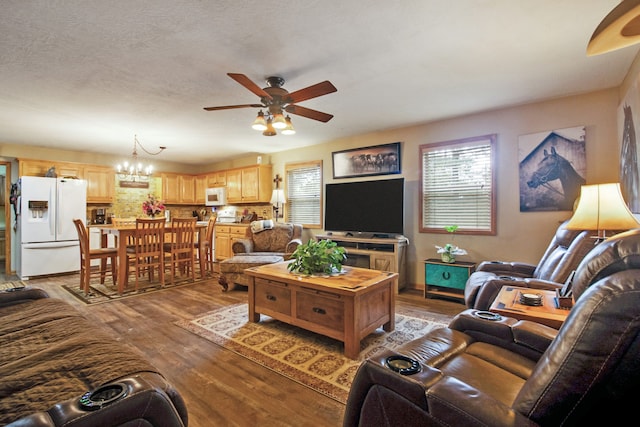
[272,112,287,129]
[281,115,296,135]
[263,118,277,136]
[251,110,267,131]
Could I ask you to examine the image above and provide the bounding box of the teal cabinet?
[424,258,475,302]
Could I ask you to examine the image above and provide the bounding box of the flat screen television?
[324,178,404,237]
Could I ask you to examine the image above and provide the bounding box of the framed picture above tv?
[332,142,401,179]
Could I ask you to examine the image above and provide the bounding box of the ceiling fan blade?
[287,81,337,104]
[227,73,273,100]
[285,104,334,122]
[203,104,263,111]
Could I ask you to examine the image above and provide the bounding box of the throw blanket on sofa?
[251,219,274,234]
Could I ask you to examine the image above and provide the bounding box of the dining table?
[93,221,208,293]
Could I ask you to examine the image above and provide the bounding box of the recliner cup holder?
[473,310,502,321]
[79,382,127,411]
[385,355,421,375]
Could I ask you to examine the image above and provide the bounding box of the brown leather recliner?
[344,229,640,427]
[464,220,595,310]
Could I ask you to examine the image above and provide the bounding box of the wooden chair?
[126,218,166,290]
[72,219,118,295]
[163,217,197,284]
[195,216,217,277]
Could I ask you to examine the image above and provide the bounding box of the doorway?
[0,162,11,278]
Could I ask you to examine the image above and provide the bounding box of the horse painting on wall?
[519,126,586,212]
[618,74,640,213]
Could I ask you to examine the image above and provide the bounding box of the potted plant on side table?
[287,239,347,276]
[435,225,467,263]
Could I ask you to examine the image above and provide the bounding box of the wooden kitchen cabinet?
[18,159,83,179]
[207,171,226,187]
[84,166,115,203]
[161,172,197,204]
[225,165,272,203]
[215,223,249,260]
[19,159,114,203]
[195,175,207,204]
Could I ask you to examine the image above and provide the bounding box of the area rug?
[62,273,219,305]
[175,304,450,403]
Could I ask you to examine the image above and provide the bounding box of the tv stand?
[316,234,408,290]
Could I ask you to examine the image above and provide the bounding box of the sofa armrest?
[9,372,188,427]
[231,238,253,254]
[522,278,563,291]
[449,309,551,360]
[344,358,537,427]
[476,261,537,277]
[0,287,49,308]
[286,238,302,254]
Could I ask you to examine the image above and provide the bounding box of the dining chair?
[195,216,217,277]
[72,219,118,294]
[163,217,197,284]
[126,218,166,290]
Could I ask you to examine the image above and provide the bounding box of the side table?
[489,285,571,329]
[424,258,475,302]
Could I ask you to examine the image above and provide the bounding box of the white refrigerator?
[17,176,87,279]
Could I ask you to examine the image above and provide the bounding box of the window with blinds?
[285,161,322,228]
[420,134,496,235]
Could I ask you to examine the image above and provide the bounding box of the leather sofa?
[344,229,640,427]
[464,220,595,310]
[0,287,188,426]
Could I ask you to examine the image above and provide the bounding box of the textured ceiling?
[1,0,638,165]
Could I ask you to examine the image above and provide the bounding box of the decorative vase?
[441,252,455,263]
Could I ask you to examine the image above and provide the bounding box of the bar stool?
[195,216,217,277]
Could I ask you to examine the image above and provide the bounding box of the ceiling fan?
[203,73,337,128]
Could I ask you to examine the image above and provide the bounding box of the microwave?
[205,186,227,206]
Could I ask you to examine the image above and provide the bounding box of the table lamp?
[270,189,286,222]
[565,182,640,241]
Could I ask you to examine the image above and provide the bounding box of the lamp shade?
[270,189,286,205]
[565,183,640,237]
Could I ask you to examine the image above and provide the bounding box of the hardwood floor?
[18,273,464,427]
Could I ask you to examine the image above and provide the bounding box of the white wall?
[269,88,621,289]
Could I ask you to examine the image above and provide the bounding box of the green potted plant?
[435,225,467,263]
[287,239,347,276]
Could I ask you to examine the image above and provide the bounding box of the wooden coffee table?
[490,285,571,329]
[244,261,398,359]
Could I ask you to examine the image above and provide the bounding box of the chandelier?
[116,135,166,181]
[251,109,295,136]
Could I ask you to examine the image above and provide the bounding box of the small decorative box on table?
[424,258,475,302]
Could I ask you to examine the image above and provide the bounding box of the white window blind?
[420,135,496,234]
[286,161,322,227]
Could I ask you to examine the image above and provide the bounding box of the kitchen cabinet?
[18,159,83,179]
[161,173,197,204]
[207,171,226,187]
[225,165,272,203]
[84,166,115,203]
[215,223,249,260]
[195,175,207,204]
[18,159,114,203]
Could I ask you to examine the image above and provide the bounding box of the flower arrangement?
[435,225,467,263]
[142,194,165,217]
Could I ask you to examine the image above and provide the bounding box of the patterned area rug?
[176,304,450,403]
[62,274,218,304]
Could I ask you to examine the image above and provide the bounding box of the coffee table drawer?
[296,290,344,332]
[254,278,291,316]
